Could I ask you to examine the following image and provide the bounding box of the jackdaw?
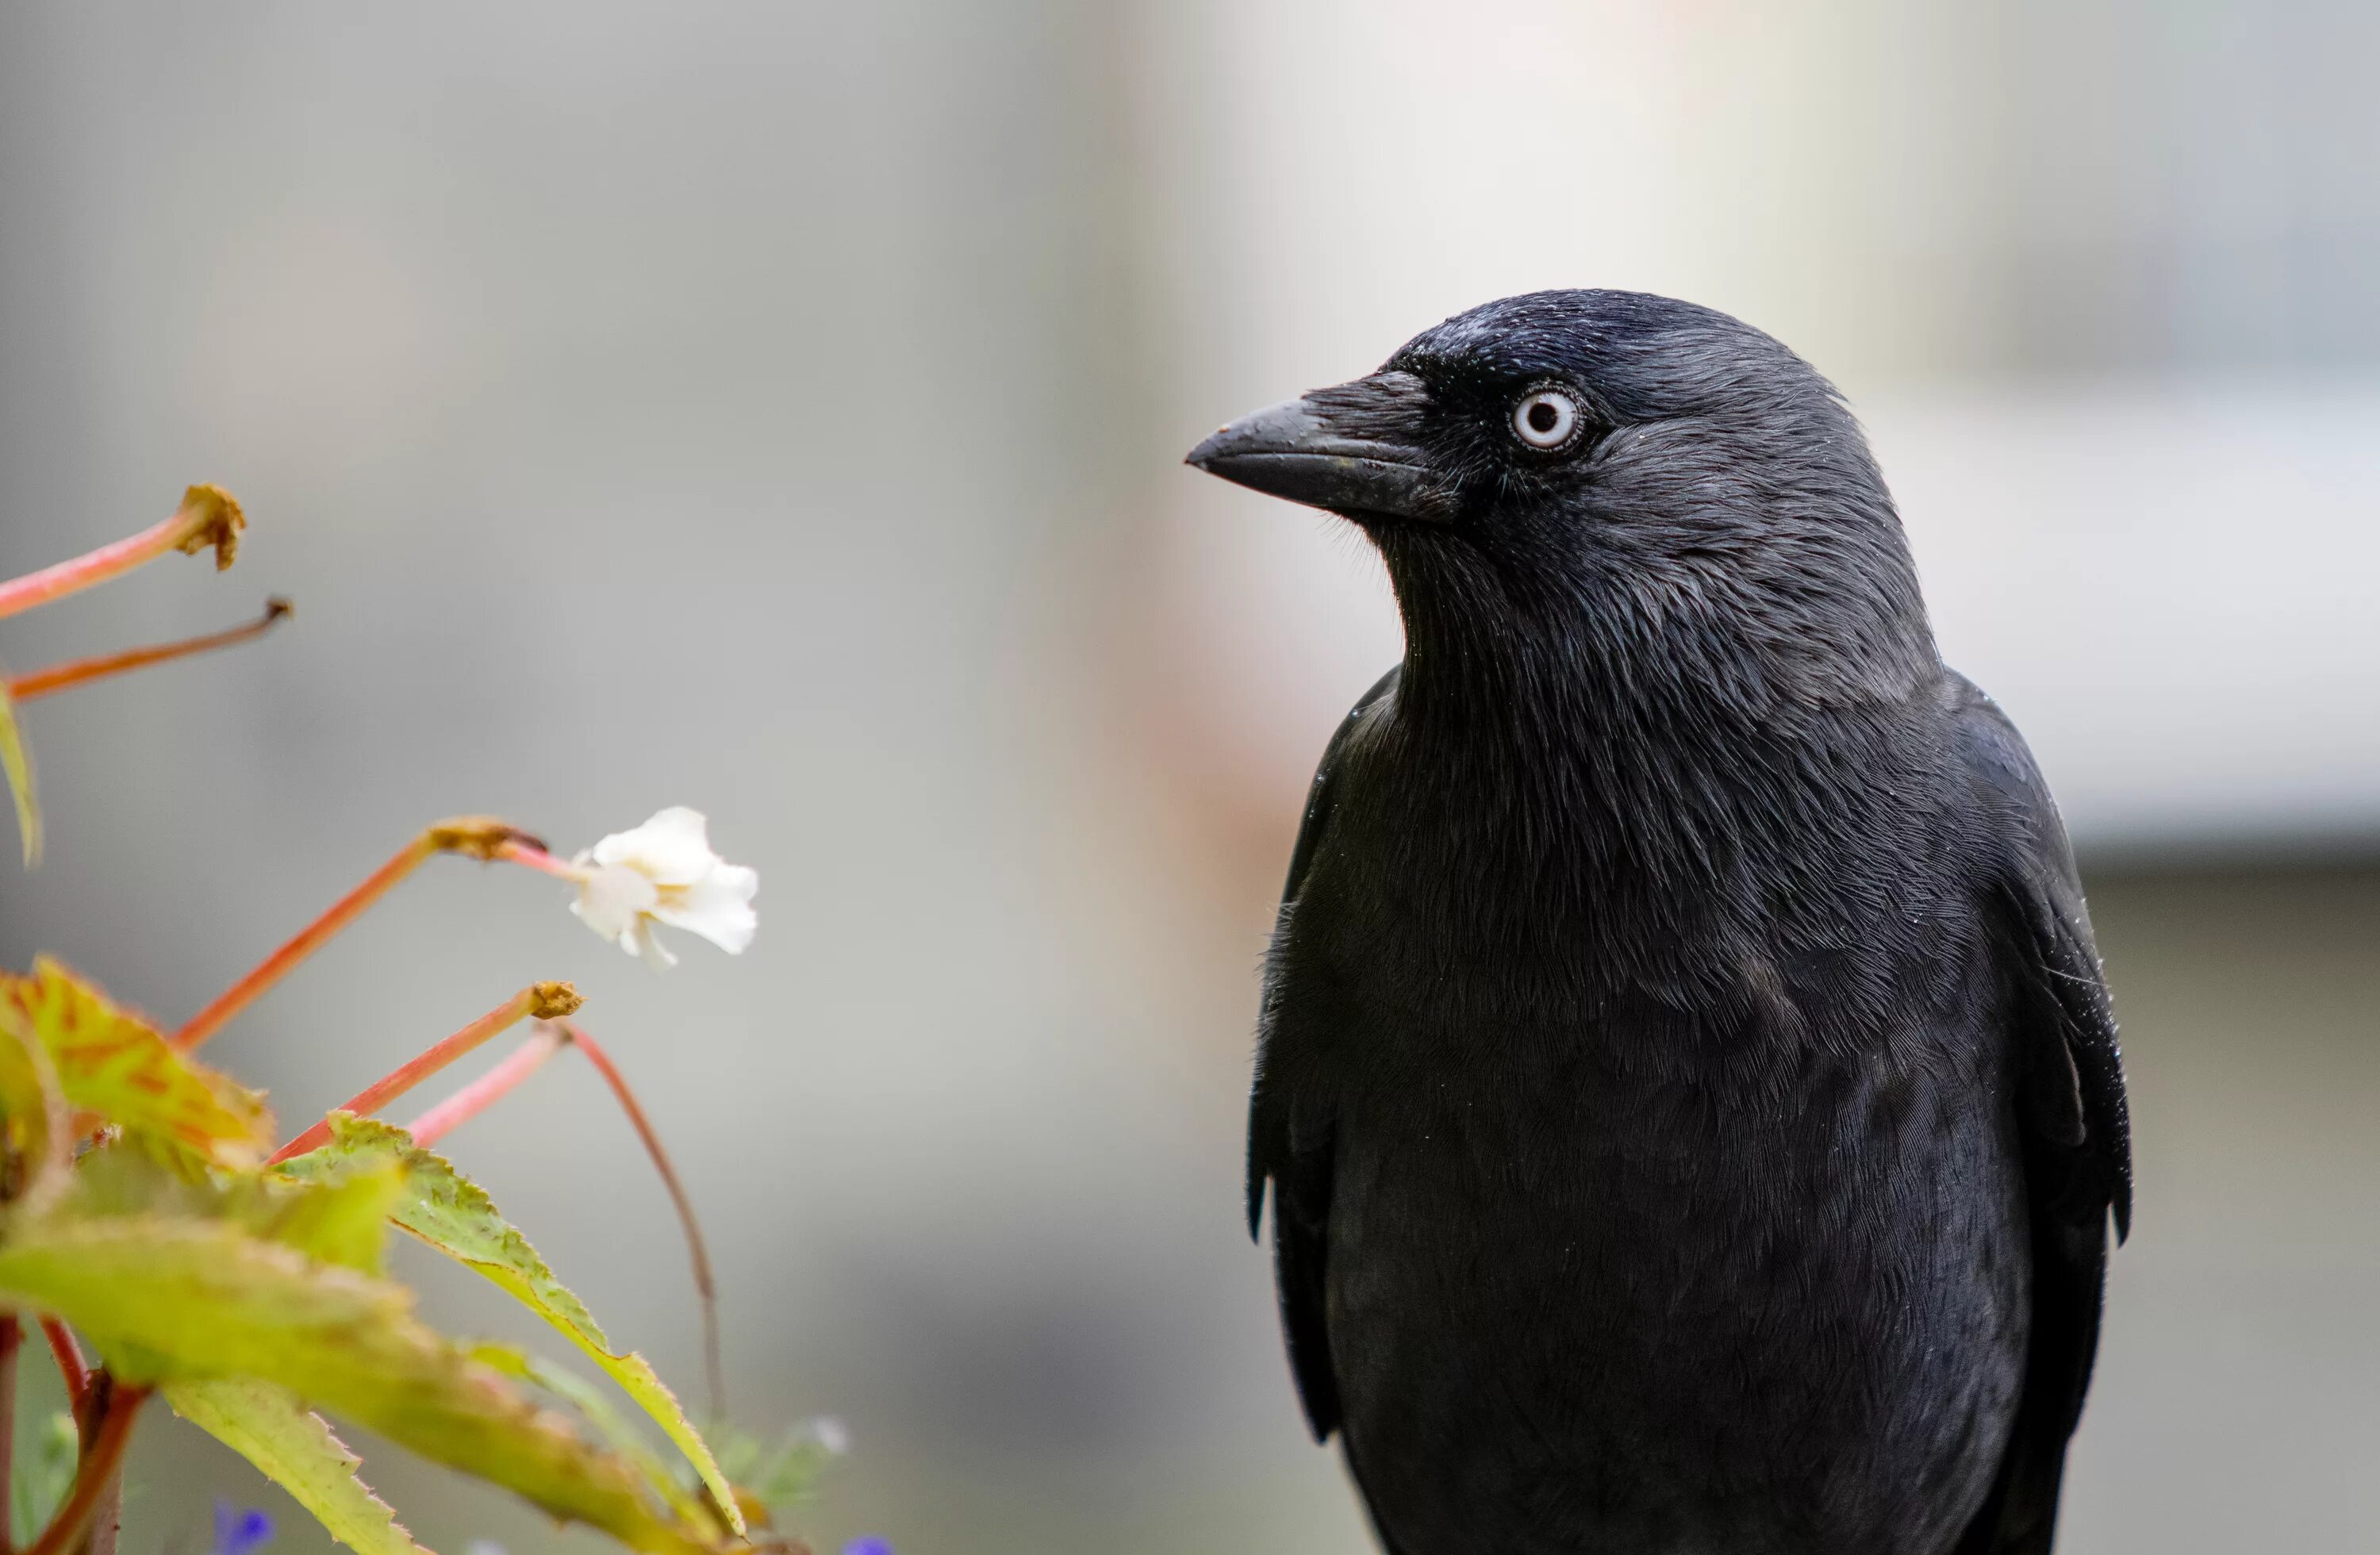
[1185,290,2129,1555]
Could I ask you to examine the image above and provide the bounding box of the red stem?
[38,1320,87,1412]
[271,984,579,1164]
[174,835,436,1052]
[6,598,290,705]
[172,817,554,1053]
[0,1315,19,1555]
[562,1021,726,1421]
[25,1378,146,1555]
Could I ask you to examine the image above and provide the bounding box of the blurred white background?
[1,4,2374,1553]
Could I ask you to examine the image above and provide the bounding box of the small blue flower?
[212,1502,275,1555]
[840,1539,892,1555]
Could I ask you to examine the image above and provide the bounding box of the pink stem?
[403,1024,569,1149]
[494,839,582,879]
[0,489,242,621]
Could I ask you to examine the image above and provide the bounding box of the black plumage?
[1185,290,2129,1555]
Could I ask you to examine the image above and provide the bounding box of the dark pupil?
[1526,401,1560,434]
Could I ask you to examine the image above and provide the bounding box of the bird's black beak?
[1184,370,1457,524]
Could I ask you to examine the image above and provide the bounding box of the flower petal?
[213,1502,275,1555]
[634,920,679,971]
[571,862,659,946]
[589,806,720,885]
[651,864,758,955]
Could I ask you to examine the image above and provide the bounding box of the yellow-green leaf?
[472,1347,714,1530]
[167,1378,433,1555]
[230,1160,406,1274]
[60,1142,400,1277]
[0,675,37,867]
[279,1115,743,1534]
[0,990,68,1210]
[0,957,272,1169]
[0,1215,733,1555]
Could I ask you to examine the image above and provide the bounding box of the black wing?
[1951,676,2133,1555]
[1247,666,1399,1443]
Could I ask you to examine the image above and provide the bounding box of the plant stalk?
[403,1023,569,1149]
[491,839,581,879]
[562,1021,726,1422]
[174,816,551,1052]
[0,489,242,622]
[397,1019,727,1418]
[6,600,291,705]
[29,1373,143,1555]
[271,982,581,1164]
[34,1327,84,1415]
[0,1314,19,1555]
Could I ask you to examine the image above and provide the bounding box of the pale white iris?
[1512,388,1580,451]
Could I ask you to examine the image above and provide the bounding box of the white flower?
[567,806,758,970]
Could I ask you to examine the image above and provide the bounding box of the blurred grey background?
[0,3,2373,1553]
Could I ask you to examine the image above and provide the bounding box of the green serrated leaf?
[0,957,273,1171]
[278,1115,744,1535]
[0,1215,732,1555]
[0,675,39,867]
[167,1378,433,1555]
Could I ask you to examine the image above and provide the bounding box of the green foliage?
[278,1115,746,1534]
[474,1347,722,1531]
[0,997,67,1210]
[62,1142,404,1277]
[166,1380,432,1555]
[0,505,813,1554]
[0,1214,735,1553]
[0,677,34,866]
[697,1421,843,1523]
[0,958,274,1173]
[9,1409,77,1544]
[228,1161,408,1276]
[0,968,786,1555]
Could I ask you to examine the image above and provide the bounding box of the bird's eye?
[1511,387,1583,451]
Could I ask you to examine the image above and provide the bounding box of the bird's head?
[1187,290,1937,720]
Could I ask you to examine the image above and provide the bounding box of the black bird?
[1185,290,2129,1555]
